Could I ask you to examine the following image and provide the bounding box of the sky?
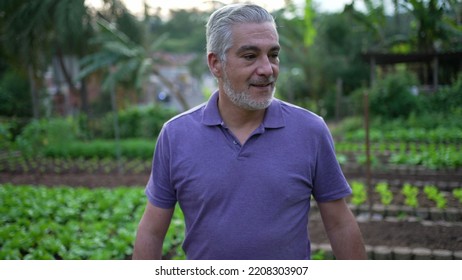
[87,0,363,16]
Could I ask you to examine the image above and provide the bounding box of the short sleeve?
[311,121,352,202]
[145,125,177,209]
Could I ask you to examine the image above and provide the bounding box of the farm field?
[1,152,461,260]
[2,0,462,262]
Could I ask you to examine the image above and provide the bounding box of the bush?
[43,139,155,160]
[15,118,80,156]
[369,70,421,119]
[97,105,177,139]
[424,74,462,115]
[0,70,32,118]
[0,122,13,150]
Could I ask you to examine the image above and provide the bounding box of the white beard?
[222,71,275,111]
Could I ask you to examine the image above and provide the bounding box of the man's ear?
[207,52,222,78]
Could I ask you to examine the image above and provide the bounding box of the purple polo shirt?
[145,92,351,260]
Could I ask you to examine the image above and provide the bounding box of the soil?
[309,215,462,252]
[1,168,462,254]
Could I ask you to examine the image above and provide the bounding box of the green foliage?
[342,74,462,129]
[453,188,462,204]
[401,183,419,208]
[424,74,462,115]
[389,143,462,169]
[369,70,421,119]
[330,116,363,139]
[311,249,330,260]
[403,0,457,52]
[0,184,145,259]
[0,70,31,118]
[351,181,367,206]
[152,9,208,54]
[79,17,152,94]
[0,184,186,260]
[423,185,447,209]
[0,122,13,150]
[9,104,175,156]
[355,153,379,168]
[15,118,80,156]
[374,182,393,206]
[335,140,462,169]
[338,114,462,143]
[43,139,155,160]
[97,105,177,139]
[277,9,370,117]
[303,0,317,47]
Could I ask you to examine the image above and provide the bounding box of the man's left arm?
[317,198,367,259]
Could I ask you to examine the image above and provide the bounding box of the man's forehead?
[231,22,277,36]
[231,22,279,50]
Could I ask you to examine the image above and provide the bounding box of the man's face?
[221,22,280,110]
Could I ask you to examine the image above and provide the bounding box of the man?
[133,3,366,260]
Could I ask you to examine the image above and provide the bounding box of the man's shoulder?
[276,99,325,123]
[164,102,206,127]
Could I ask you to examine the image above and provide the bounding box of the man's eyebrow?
[236,45,260,54]
[236,45,281,54]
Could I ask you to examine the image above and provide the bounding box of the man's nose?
[256,56,274,76]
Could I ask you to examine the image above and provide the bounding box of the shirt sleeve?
[145,124,177,209]
[311,120,352,202]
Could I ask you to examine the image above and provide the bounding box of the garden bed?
[1,156,461,260]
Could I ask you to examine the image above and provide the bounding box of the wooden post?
[370,56,376,88]
[364,90,373,219]
[110,66,123,175]
[335,78,343,122]
[432,56,439,91]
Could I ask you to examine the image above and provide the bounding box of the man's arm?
[132,201,174,260]
[317,198,367,259]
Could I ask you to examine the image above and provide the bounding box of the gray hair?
[206,4,276,63]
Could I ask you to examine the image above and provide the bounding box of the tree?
[276,0,321,110]
[276,1,369,117]
[402,0,462,52]
[79,18,190,111]
[1,0,51,118]
[152,8,209,54]
[344,0,388,51]
[0,0,93,117]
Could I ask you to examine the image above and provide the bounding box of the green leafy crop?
[0,184,186,259]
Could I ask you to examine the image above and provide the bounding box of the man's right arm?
[132,202,174,260]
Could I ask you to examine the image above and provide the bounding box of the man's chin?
[239,97,273,111]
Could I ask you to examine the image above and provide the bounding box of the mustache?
[249,76,276,85]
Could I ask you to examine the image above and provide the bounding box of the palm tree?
[78,18,190,111]
[1,0,50,118]
[344,0,388,51]
[402,0,461,52]
[0,0,93,117]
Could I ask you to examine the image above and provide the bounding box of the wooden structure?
[362,51,462,91]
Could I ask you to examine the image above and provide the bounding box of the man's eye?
[243,54,256,60]
[270,52,279,59]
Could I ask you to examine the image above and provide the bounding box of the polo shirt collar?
[202,91,285,129]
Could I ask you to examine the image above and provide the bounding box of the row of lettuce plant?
[342,127,462,144]
[335,142,461,154]
[350,181,462,210]
[335,142,462,169]
[0,184,185,260]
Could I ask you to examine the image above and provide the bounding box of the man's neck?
[217,93,266,144]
